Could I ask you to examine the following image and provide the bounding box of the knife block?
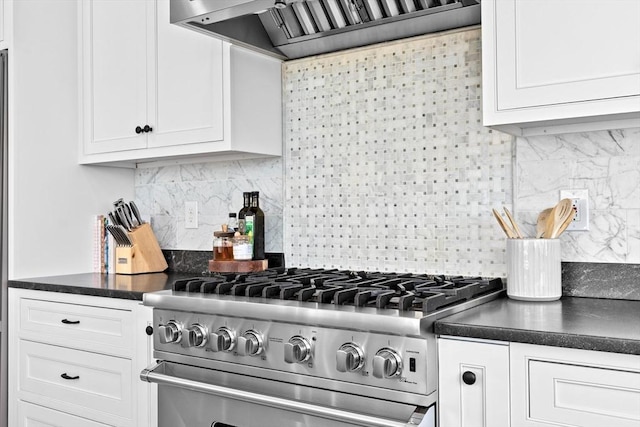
[115,223,168,275]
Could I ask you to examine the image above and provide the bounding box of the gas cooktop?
[171,267,504,314]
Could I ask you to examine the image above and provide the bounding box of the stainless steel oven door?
[141,361,434,427]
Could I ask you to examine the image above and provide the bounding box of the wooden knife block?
[115,223,168,275]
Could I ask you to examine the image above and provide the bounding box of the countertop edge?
[434,321,640,355]
[8,279,144,301]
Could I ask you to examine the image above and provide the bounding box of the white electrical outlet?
[185,201,198,229]
[560,189,589,231]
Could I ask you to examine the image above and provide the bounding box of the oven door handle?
[141,361,428,427]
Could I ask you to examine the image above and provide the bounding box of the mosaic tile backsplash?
[282,28,513,276]
[134,27,639,277]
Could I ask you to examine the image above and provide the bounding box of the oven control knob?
[158,320,182,344]
[336,343,364,372]
[184,323,208,348]
[210,327,236,352]
[372,348,402,379]
[237,330,264,356]
[284,336,312,364]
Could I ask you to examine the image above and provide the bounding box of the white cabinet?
[482,0,640,136]
[8,289,155,427]
[438,337,510,427]
[510,342,640,427]
[79,0,282,167]
[439,338,640,427]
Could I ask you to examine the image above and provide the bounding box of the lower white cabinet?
[9,288,156,427]
[438,337,510,427]
[510,342,640,427]
[16,401,111,427]
[438,337,640,427]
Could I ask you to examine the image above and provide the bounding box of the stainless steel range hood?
[170,0,480,60]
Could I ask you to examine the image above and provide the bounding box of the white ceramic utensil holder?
[506,239,561,301]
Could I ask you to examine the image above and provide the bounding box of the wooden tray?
[209,259,268,273]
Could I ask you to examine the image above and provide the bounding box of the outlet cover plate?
[560,189,589,231]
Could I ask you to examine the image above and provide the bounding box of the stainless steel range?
[141,268,503,427]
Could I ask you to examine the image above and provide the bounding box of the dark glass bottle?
[237,192,251,234]
[246,191,265,260]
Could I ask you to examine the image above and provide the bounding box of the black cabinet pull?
[145,325,154,336]
[61,319,80,325]
[143,124,153,133]
[61,373,80,380]
[135,125,143,134]
[462,371,476,385]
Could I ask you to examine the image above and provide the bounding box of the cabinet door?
[493,0,640,110]
[511,343,640,427]
[136,304,157,427]
[81,0,150,154]
[438,337,510,427]
[146,0,225,149]
[16,400,111,427]
[18,340,133,425]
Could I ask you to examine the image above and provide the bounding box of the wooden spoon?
[535,208,552,238]
[503,207,524,238]
[546,199,573,238]
[554,207,577,237]
[492,208,517,238]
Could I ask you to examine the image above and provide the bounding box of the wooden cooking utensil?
[503,207,524,238]
[492,208,518,238]
[554,207,577,238]
[535,208,552,238]
[546,198,574,239]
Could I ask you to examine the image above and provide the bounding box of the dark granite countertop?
[435,296,640,355]
[8,272,203,300]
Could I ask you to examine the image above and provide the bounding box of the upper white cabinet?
[482,0,640,136]
[79,0,282,167]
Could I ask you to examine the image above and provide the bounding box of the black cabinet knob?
[462,371,476,385]
[143,125,153,133]
[135,126,143,134]
[145,325,154,336]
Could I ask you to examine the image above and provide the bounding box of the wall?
[9,0,134,278]
[135,27,639,276]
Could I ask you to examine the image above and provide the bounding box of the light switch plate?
[560,189,589,231]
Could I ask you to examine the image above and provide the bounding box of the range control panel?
[154,309,428,394]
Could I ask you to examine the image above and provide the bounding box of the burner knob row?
[284,336,312,364]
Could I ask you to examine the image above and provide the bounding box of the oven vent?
[171,0,481,60]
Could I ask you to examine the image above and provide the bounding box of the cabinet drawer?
[18,340,133,425]
[18,297,134,357]
[16,400,112,427]
[528,360,640,427]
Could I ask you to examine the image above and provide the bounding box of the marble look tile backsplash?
[133,27,639,278]
[516,129,640,263]
[134,158,284,252]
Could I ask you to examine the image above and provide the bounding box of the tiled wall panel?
[282,29,513,276]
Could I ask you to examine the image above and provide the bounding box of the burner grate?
[172,268,503,313]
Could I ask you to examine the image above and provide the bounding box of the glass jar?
[233,234,253,260]
[213,231,235,261]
